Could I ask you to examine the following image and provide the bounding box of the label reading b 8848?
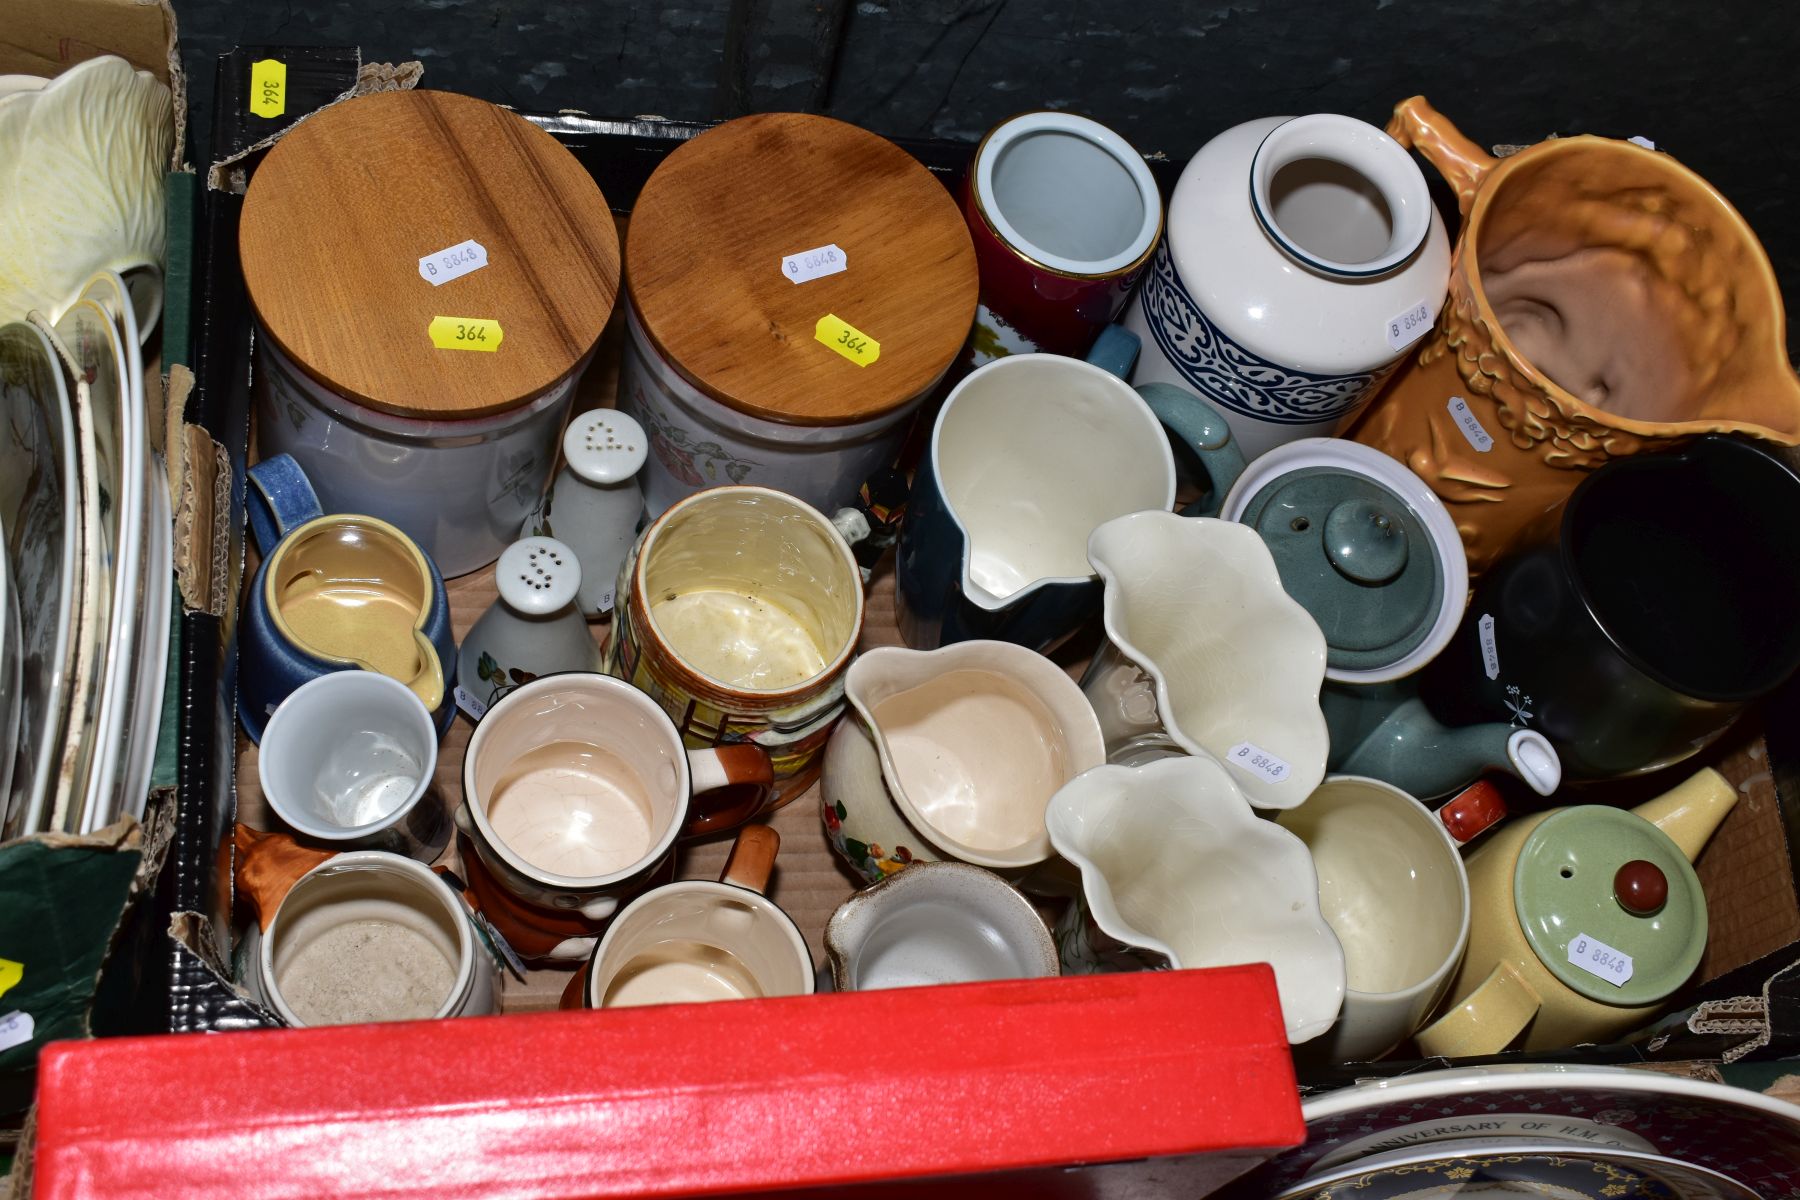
[1227,742,1291,784]
[1568,932,1634,986]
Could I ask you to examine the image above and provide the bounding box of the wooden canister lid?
[626,113,978,427]
[240,89,620,419]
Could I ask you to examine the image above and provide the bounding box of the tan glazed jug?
[1351,97,1800,571]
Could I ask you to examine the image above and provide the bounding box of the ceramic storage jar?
[239,89,621,577]
[620,112,980,518]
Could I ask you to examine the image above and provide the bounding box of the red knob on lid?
[1614,860,1668,916]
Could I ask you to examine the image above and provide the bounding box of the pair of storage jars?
[241,91,978,577]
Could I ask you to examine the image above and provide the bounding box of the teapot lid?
[1220,440,1468,683]
[1514,806,1707,1007]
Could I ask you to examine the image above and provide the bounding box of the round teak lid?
[239,89,621,419]
[625,113,979,427]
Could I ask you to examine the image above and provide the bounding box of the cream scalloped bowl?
[1046,755,1346,1043]
[0,56,172,327]
[1085,511,1329,809]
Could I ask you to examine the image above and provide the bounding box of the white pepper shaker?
[458,537,604,716]
[523,409,647,617]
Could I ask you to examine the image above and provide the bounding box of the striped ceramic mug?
[605,485,866,836]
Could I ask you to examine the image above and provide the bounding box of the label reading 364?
[249,59,286,119]
[428,316,504,352]
[816,314,879,366]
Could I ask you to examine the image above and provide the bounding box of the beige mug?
[1275,776,1470,1064]
[579,825,814,1008]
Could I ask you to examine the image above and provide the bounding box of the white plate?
[0,321,78,836]
[0,516,20,814]
[58,284,145,833]
[108,450,170,830]
[1274,1135,1758,1199]
[34,308,111,834]
[1238,1064,1800,1198]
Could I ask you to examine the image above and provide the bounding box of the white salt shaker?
[523,409,647,617]
[458,537,604,717]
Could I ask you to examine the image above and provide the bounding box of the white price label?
[1385,300,1435,352]
[1227,742,1292,784]
[418,239,489,286]
[1568,932,1634,986]
[1447,396,1495,453]
[0,1010,33,1053]
[781,243,847,284]
[1478,613,1500,680]
[454,685,489,721]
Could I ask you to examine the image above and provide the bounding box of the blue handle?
[1134,382,1248,518]
[247,453,325,556]
[1084,325,1141,380]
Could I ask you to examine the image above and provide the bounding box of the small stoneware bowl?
[824,861,1058,991]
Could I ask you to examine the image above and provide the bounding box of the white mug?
[582,825,813,1008]
[248,850,499,1027]
[1276,775,1471,1063]
[259,671,445,860]
[824,860,1058,991]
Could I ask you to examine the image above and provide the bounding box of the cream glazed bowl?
[1046,755,1346,1044]
[1079,511,1329,808]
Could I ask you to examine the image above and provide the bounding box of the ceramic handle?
[1414,961,1541,1058]
[1385,96,1496,218]
[1133,383,1248,518]
[1085,324,1142,379]
[576,895,619,922]
[719,824,781,895]
[683,744,777,839]
[404,635,447,717]
[246,453,327,557]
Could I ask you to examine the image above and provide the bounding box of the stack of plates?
[1240,1064,1800,1199]
[0,269,173,838]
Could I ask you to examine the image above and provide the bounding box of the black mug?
[1421,436,1800,779]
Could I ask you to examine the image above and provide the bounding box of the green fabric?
[0,834,141,1116]
[162,171,196,370]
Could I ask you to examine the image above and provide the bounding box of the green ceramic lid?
[1236,467,1443,674]
[1514,806,1707,1007]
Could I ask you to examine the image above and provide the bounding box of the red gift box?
[33,967,1300,1198]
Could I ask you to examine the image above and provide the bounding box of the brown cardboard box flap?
[0,0,185,170]
[205,58,425,193]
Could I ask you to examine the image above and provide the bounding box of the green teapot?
[1219,439,1560,800]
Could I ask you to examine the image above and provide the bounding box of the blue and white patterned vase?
[1123,113,1452,462]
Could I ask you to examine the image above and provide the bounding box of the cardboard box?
[75,37,1800,1194]
[0,0,190,1133]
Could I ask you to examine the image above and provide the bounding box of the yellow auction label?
[249,59,286,119]
[0,959,21,1002]
[428,316,504,352]
[814,314,879,367]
